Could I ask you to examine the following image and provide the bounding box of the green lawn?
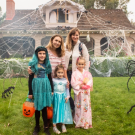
[0,77,135,135]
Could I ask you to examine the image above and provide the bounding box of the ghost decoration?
[86,34,90,42]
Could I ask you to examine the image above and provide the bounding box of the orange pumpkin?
[47,107,53,119]
[22,101,35,117]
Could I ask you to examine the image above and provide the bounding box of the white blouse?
[65,40,89,71]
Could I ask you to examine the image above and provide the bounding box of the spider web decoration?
[0,0,135,107]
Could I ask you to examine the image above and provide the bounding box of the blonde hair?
[54,64,65,78]
[46,34,65,57]
[65,28,80,51]
[76,56,86,64]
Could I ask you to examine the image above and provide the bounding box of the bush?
[89,57,135,77]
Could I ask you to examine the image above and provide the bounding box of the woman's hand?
[28,95,33,99]
[28,66,33,75]
[52,92,54,95]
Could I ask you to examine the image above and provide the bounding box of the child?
[52,64,73,134]
[28,46,53,135]
[71,56,93,129]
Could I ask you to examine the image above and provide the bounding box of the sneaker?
[53,126,61,134]
[62,124,67,133]
[33,126,40,135]
[44,127,51,135]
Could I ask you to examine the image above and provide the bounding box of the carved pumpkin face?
[22,103,35,117]
[24,109,31,115]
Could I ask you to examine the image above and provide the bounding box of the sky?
[0,0,135,21]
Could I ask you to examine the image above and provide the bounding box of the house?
[0,0,135,58]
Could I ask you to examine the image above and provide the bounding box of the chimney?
[6,0,15,20]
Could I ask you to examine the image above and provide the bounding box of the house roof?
[39,0,85,12]
[77,9,134,30]
[0,9,134,31]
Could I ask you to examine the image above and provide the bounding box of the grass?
[1,77,135,135]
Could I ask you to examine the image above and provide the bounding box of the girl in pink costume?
[71,56,93,129]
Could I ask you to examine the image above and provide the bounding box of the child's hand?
[83,78,89,85]
[28,66,33,75]
[28,95,33,99]
[79,84,83,89]
[52,92,54,95]
[65,98,69,103]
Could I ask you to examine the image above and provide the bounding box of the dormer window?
[49,8,71,23]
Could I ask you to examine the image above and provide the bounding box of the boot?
[33,126,40,135]
[44,127,51,135]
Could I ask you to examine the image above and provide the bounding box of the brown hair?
[46,34,65,57]
[76,56,86,64]
[54,64,65,78]
[65,28,80,51]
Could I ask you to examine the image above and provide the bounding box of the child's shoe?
[44,127,51,135]
[33,126,40,135]
[53,126,61,134]
[62,124,67,133]
[89,125,93,128]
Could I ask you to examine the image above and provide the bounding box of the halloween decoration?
[23,101,35,117]
[127,105,135,114]
[2,86,15,98]
[126,60,135,91]
[3,70,28,91]
[47,107,53,119]
[126,60,135,114]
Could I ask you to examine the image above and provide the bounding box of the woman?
[65,27,89,115]
[28,34,68,80]
[46,34,68,79]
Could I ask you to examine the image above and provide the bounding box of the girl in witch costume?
[28,46,53,135]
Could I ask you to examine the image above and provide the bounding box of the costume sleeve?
[71,72,80,90]
[82,44,89,71]
[28,74,34,95]
[48,73,54,92]
[66,87,70,98]
[87,73,93,91]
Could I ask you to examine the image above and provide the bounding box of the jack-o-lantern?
[22,101,35,117]
[47,107,53,119]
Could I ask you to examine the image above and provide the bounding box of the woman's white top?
[65,40,89,71]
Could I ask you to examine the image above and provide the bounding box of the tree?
[0,7,6,26]
[72,0,130,15]
[131,19,135,27]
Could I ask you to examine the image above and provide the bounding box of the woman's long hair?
[28,46,52,74]
[65,28,80,51]
[46,34,65,57]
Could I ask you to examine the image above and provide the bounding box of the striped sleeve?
[61,56,67,70]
